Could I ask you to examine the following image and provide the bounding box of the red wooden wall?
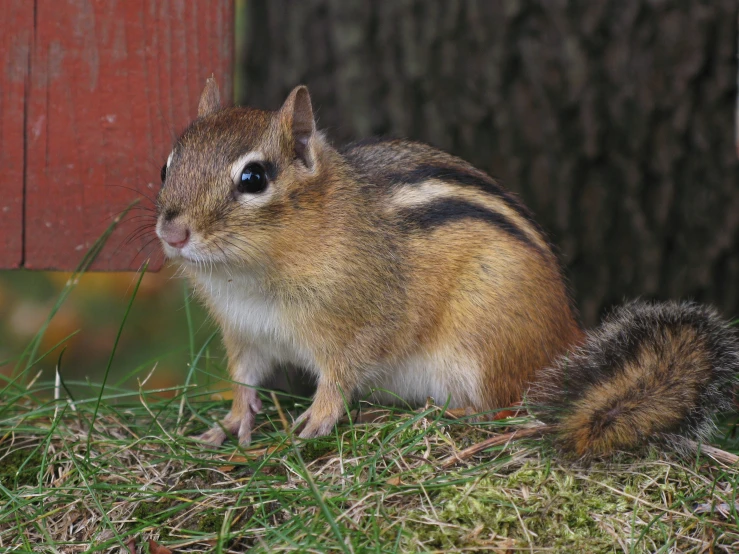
[0,0,233,270]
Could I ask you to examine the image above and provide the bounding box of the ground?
[1,385,739,553]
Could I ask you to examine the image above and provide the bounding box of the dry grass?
[2,383,739,553]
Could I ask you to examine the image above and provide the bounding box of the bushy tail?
[528,300,739,459]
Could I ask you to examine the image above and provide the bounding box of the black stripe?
[396,198,541,252]
[389,164,547,238]
[391,164,576,315]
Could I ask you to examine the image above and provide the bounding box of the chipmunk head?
[156,78,320,269]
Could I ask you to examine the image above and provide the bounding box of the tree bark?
[239,0,739,326]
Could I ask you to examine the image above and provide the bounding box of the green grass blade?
[15,200,139,380]
[86,261,148,459]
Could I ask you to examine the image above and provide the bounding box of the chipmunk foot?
[195,387,263,446]
[293,384,345,439]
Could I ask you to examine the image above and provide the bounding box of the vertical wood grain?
[23,0,233,270]
[0,2,33,268]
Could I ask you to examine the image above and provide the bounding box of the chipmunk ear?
[279,85,316,169]
[198,77,221,117]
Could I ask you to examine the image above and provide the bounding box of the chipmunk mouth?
[156,220,256,268]
[156,218,219,264]
[161,239,233,267]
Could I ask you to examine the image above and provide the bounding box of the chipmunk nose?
[159,220,191,249]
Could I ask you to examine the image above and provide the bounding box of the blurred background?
[0,268,215,393]
[1,0,738,388]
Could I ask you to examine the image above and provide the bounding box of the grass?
[2,224,739,552]
[2,382,739,554]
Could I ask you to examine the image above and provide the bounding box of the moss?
[0,447,43,488]
[156,529,175,544]
[3,396,736,552]
[401,460,687,553]
[132,498,177,524]
[198,513,224,534]
[263,461,288,478]
[180,469,224,488]
[300,440,336,463]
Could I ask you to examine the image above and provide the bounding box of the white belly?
[365,350,482,409]
[191,271,481,408]
[191,272,314,369]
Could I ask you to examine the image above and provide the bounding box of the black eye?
[238,163,267,194]
[160,164,167,183]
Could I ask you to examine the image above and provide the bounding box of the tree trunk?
[239,0,739,327]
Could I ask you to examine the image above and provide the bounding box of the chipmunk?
[155,78,739,458]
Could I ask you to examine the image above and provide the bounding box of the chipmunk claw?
[195,388,263,447]
[196,426,228,446]
[293,406,341,439]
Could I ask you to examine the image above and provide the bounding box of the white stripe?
[389,181,459,208]
[387,179,548,251]
[230,151,266,183]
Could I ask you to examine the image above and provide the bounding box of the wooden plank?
[0,2,32,269]
[24,0,233,270]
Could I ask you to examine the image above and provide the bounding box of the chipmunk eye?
[160,164,167,183]
[238,163,267,194]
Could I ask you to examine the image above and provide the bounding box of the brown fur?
[560,327,711,456]
[156,81,737,456]
[528,301,739,459]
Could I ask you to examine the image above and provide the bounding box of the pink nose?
[159,221,191,249]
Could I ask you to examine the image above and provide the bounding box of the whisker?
[129,236,161,265]
[105,184,160,205]
[121,224,157,245]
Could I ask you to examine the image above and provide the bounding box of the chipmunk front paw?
[296,410,340,439]
[195,387,263,446]
[293,393,344,439]
[196,425,231,447]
